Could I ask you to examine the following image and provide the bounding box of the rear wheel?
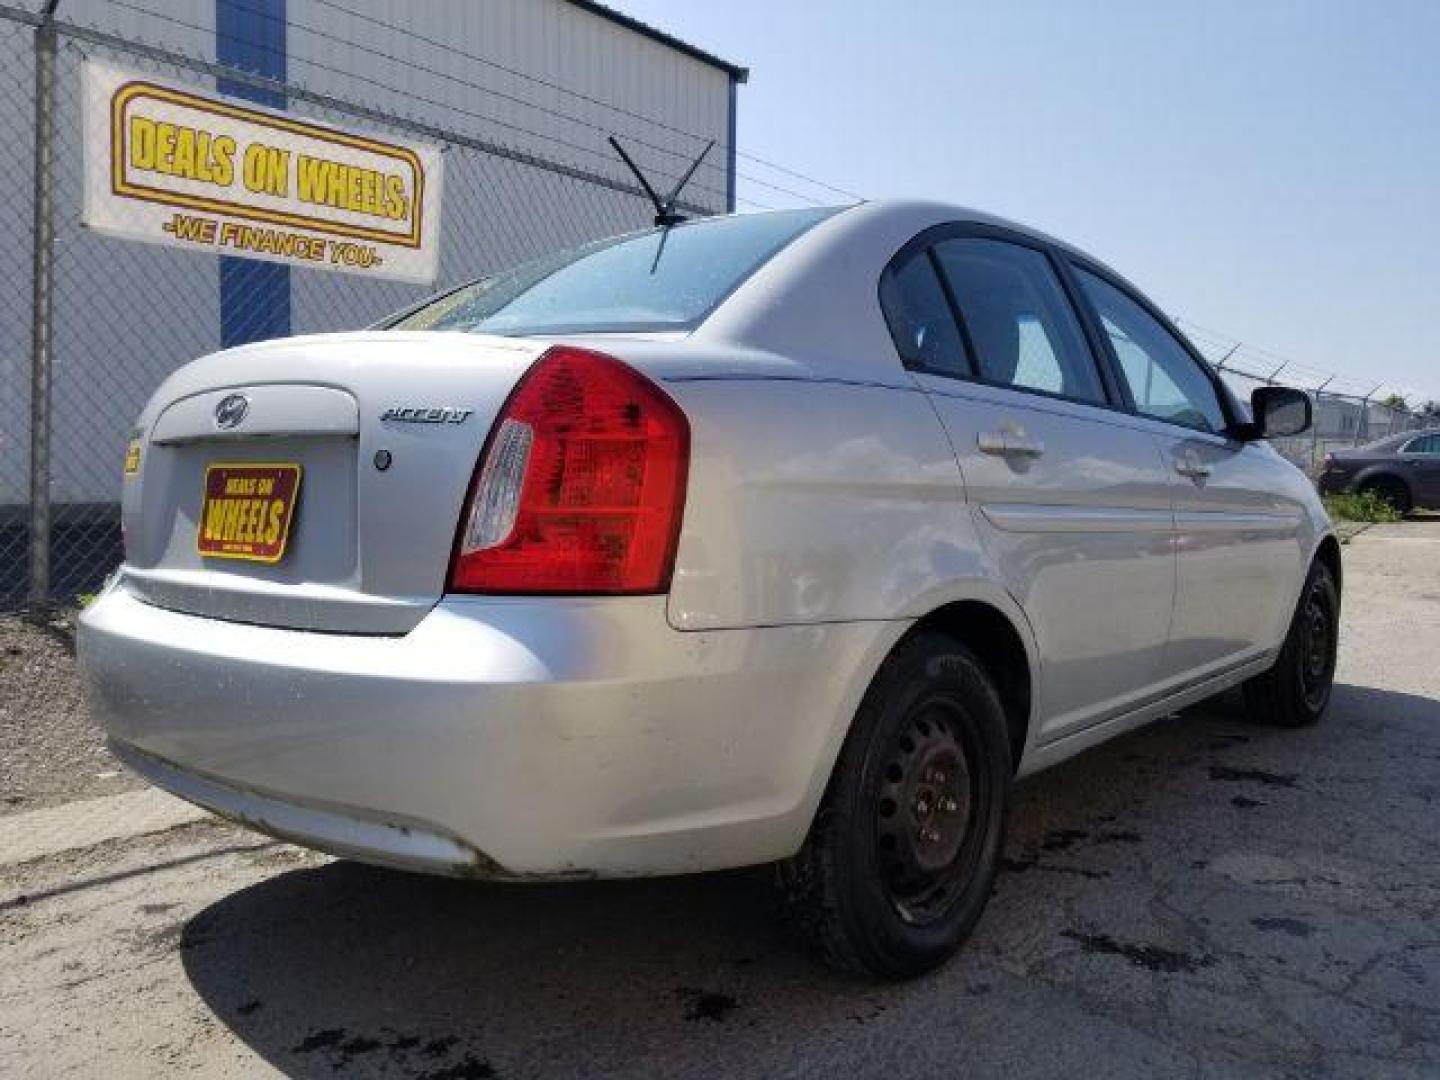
[777,634,1011,978]
[1360,475,1411,514]
[1243,560,1339,727]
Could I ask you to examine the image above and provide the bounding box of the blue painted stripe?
[216,0,290,347]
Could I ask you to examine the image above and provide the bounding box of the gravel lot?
[0,609,141,815]
[2,522,1438,1078]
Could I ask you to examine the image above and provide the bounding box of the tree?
[1379,392,1409,412]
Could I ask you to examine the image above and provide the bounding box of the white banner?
[82,60,443,284]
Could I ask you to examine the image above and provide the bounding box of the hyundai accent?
[79,201,1339,977]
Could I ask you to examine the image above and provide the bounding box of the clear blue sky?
[622,0,1440,401]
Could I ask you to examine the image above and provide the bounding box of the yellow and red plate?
[197,462,302,563]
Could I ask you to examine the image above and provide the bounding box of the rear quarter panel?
[659,375,990,631]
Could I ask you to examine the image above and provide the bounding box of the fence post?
[27,1,60,609]
[1357,385,1382,448]
[1311,376,1334,475]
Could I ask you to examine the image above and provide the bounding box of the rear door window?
[930,239,1107,404]
[878,252,969,377]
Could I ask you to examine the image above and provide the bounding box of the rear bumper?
[111,739,496,876]
[79,578,899,878]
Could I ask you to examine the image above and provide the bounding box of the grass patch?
[1323,490,1403,524]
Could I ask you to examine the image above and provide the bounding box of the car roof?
[826,200,1134,282]
[691,200,1156,382]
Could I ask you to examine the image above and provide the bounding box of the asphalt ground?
[2,521,1437,1078]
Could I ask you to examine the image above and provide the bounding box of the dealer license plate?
[196,462,302,563]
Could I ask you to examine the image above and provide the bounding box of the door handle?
[977,431,1008,455]
[1005,435,1046,457]
[1175,460,1212,479]
[977,431,1045,458]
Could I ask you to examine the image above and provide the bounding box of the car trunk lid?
[122,331,547,634]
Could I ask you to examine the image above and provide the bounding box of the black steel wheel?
[778,633,1011,978]
[1244,559,1340,727]
[874,700,980,925]
[1297,570,1338,712]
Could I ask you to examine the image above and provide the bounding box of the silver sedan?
[79,201,1338,976]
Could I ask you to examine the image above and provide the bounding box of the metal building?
[0,0,745,603]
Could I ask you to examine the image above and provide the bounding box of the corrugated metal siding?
[286,0,733,335]
[3,0,735,505]
[287,0,731,210]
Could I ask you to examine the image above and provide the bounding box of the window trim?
[924,247,980,379]
[1060,254,1243,439]
[878,222,1126,413]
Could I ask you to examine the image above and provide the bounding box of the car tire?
[1360,475,1411,514]
[1243,560,1339,728]
[777,633,1011,978]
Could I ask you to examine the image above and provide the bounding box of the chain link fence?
[2,4,721,608]
[0,12,37,607]
[1203,357,1432,476]
[4,6,1432,608]
[1178,320,1435,474]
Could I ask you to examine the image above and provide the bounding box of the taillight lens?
[449,346,689,594]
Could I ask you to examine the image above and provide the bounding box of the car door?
[880,227,1176,743]
[1067,263,1306,678]
[1398,433,1440,505]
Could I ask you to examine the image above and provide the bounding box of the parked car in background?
[79,201,1339,978]
[1318,429,1440,513]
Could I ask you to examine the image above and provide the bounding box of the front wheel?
[777,633,1011,978]
[1243,560,1339,727]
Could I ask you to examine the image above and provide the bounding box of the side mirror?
[1242,386,1311,440]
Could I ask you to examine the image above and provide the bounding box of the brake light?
[449,346,689,594]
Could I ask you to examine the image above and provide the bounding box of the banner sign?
[82,61,443,284]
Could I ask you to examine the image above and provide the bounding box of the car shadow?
[182,858,812,1076]
[178,681,1440,1078]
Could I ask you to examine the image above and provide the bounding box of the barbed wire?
[1177,317,1434,408]
[12,1,1424,411]
[10,0,1434,611]
[20,1,1429,407]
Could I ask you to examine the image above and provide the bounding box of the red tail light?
[448,346,689,594]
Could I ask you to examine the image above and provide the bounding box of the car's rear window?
[391,207,837,336]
